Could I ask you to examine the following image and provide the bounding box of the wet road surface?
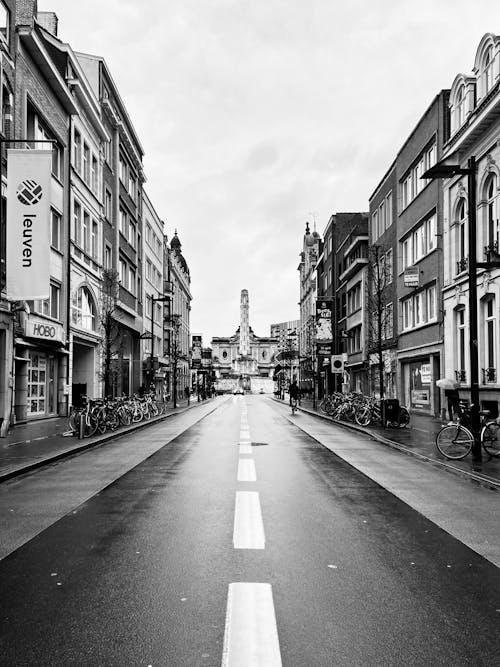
[1,395,499,666]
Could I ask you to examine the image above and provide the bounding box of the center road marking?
[237,458,257,482]
[239,443,252,455]
[233,491,265,549]
[221,583,282,667]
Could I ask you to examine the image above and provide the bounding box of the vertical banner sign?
[316,299,333,356]
[192,334,202,369]
[6,149,52,300]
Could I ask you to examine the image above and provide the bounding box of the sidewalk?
[0,398,213,483]
[293,398,500,490]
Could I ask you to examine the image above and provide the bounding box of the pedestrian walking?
[445,388,460,422]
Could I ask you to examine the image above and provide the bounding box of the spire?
[239,289,250,356]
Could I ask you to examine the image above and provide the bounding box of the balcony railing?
[484,241,499,264]
[482,367,497,383]
[455,369,467,383]
[456,257,468,274]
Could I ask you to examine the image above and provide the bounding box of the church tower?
[239,289,250,356]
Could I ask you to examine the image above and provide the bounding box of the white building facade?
[442,33,500,415]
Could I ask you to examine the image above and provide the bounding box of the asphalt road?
[1,395,499,666]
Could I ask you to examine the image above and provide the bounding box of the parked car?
[233,388,244,395]
[259,388,264,394]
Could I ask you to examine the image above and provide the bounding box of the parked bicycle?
[435,405,500,460]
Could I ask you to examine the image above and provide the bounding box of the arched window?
[71,286,96,331]
[456,198,467,274]
[483,47,494,96]
[484,174,498,250]
[455,85,466,130]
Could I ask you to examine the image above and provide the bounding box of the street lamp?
[169,313,181,408]
[149,294,170,391]
[421,155,497,460]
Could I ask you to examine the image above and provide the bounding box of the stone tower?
[239,289,250,356]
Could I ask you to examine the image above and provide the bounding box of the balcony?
[338,257,368,283]
[482,367,496,383]
[455,369,467,383]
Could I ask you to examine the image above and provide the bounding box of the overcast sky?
[42,0,499,344]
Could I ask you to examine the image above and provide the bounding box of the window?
[401,213,436,269]
[74,129,81,172]
[401,284,437,331]
[119,259,127,289]
[456,307,466,375]
[483,47,494,96]
[146,259,152,281]
[384,303,393,339]
[83,143,90,184]
[119,156,127,184]
[347,282,362,314]
[400,143,437,209]
[51,209,62,251]
[73,200,82,247]
[83,211,90,253]
[129,267,136,296]
[91,155,98,194]
[483,296,496,372]
[105,189,112,220]
[485,175,498,249]
[128,220,136,249]
[103,139,111,164]
[371,210,378,242]
[27,104,63,179]
[119,207,127,237]
[455,85,466,130]
[146,223,152,245]
[50,283,60,320]
[0,2,10,44]
[104,244,112,269]
[386,249,393,284]
[456,198,467,272]
[128,173,136,200]
[91,220,98,260]
[71,286,96,331]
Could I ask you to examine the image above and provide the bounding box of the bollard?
[79,413,85,440]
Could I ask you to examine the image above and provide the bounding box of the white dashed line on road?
[233,491,265,549]
[237,458,257,482]
[221,583,282,667]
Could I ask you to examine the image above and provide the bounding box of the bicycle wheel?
[84,412,99,437]
[68,408,79,432]
[481,421,500,457]
[435,424,473,459]
[355,406,371,427]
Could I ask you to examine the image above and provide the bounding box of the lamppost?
[422,155,500,460]
[150,294,170,391]
[169,313,181,408]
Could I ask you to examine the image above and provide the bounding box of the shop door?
[27,353,58,417]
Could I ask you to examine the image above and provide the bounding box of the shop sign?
[25,315,64,343]
[403,267,420,287]
[420,363,431,384]
[315,299,333,343]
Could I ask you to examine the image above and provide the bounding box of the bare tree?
[98,268,123,397]
[366,244,395,399]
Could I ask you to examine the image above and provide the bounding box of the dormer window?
[483,47,494,96]
[456,85,465,128]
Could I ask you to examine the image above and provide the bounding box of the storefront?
[14,314,68,422]
[399,350,441,416]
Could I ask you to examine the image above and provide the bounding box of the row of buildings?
[297,33,500,418]
[0,2,192,432]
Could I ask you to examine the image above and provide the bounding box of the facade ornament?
[482,270,492,291]
[457,182,467,198]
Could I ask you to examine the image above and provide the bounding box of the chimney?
[37,11,58,36]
